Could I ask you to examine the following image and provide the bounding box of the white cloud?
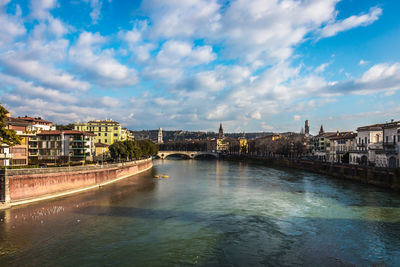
[69,31,139,87]
[30,0,58,20]
[156,40,216,66]
[0,74,77,103]
[0,52,90,91]
[315,62,331,73]
[0,3,26,48]
[293,115,301,121]
[360,63,399,83]
[320,7,382,38]
[359,59,368,66]
[101,96,121,107]
[83,0,103,24]
[143,0,221,38]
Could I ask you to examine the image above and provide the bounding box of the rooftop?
[17,116,53,124]
[37,130,96,136]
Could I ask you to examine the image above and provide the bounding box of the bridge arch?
[157,151,219,160]
[164,152,193,159]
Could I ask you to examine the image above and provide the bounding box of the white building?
[378,121,400,168]
[349,123,383,166]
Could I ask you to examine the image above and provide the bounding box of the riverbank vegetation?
[109,140,158,161]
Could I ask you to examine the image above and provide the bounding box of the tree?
[56,123,75,130]
[0,104,21,146]
[109,140,158,161]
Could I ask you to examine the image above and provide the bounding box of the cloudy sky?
[0,0,399,134]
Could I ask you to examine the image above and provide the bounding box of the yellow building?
[74,120,128,145]
[238,136,248,154]
[95,142,109,160]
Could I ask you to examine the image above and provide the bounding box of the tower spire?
[319,124,324,135]
[218,123,224,139]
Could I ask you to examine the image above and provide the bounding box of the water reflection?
[0,160,400,266]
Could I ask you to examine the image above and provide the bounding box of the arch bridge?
[157,151,219,159]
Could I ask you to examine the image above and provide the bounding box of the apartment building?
[74,120,127,145]
[35,130,95,162]
[328,132,356,163]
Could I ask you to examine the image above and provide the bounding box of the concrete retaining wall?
[224,155,400,191]
[0,158,152,209]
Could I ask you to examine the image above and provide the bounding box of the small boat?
[162,175,169,178]
[154,175,160,178]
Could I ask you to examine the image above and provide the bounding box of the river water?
[1,160,400,266]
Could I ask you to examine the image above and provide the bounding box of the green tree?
[0,104,21,146]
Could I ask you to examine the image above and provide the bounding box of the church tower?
[305,120,310,136]
[157,128,163,144]
[319,125,324,135]
[218,123,224,139]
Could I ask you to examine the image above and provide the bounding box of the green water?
[1,160,400,266]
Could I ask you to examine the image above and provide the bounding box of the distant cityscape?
[1,106,399,169]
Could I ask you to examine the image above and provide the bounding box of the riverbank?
[0,158,152,209]
[222,154,400,191]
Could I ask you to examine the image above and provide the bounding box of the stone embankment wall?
[224,155,400,191]
[0,158,152,209]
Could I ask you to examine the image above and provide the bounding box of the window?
[105,127,108,131]
[114,133,118,137]
[114,127,118,130]
[394,136,396,143]
[386,136,389,143]
[104,140,107,143]
[105,133,107,136]
[98,133,101,136]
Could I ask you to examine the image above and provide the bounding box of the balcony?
[71,139,86,142]
[0,153,13,159]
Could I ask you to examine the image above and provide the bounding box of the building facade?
[36,130,95,162]
[74,120,127,145]
[349,124,383,166]
[311,131,338,161]
[376,121,400,168]
[328,132,356,163]
[1,116,33,166]
[216,123,229,152]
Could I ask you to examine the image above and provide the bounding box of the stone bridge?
[157,151,219,159]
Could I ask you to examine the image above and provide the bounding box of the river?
[1,159,400,266]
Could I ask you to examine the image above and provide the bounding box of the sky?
[0,0,400,134]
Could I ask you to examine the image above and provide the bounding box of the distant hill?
[131,130,273,142]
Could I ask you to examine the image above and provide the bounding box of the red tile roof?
[17,116,53,124]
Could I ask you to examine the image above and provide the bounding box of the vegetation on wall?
[109,140,158,161]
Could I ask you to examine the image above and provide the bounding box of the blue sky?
[0,0,399,134]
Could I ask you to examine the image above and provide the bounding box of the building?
[73,120,127,145]
[328,132,356,163]
[94,142,109,161]
[216,123,229,152]
[158,128,163,144]
[311,129,338,161]
[35,130,95,163]
[238,133,248,154]
[16,116,55,131]
[1,116,34,166]
[349,123,383,166]
[375,120,400,168]
[305,120,310,136]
